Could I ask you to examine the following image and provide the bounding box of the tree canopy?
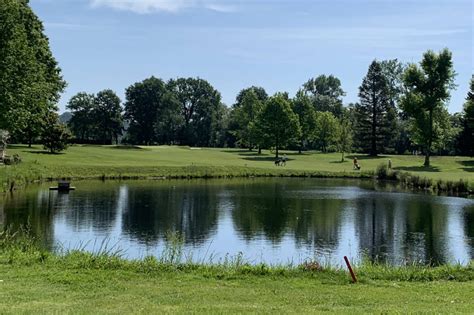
[0,0,66,134]
[255,94,301,158]
[400,48,455,166]
[302,75,345,117]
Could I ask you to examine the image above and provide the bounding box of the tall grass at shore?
[1,226,472,283]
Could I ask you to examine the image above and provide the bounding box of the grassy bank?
[1,145,473,192]
[1,230,473,314]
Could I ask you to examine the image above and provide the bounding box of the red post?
[344,256,357,283]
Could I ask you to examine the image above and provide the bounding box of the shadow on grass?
[393,166,440,172]
[347,154,386,160]
[110,145,146,150]
[8,145,33,149]
[329,160,350,164]
[457,160,474,172]
[242,156,295,162]
[25,151,65,155]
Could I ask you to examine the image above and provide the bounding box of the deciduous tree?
[302,75,345,117]
[292,91,317,153]
[0,0,66,134]
[255,94,301,158]
[94,90,123,144]
[401,49,455,166]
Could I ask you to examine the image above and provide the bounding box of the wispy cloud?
[90,0,238,14]
[205,3,237,13]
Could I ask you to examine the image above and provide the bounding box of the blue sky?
[31,0,473,113]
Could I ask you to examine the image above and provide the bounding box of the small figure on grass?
[353,157,361,170]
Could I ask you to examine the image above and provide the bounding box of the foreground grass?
[2,262,474,314]
[1,145,473,191]
[1,228,473,313]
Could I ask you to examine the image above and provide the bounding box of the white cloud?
[90,0,237,14]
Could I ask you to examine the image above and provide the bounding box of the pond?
[1,178,473,266]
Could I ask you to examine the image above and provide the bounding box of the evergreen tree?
[41,112,72,153]
[354,60,392,156]
[457,75,474,156]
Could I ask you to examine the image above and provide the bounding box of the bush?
[3,154,21,165]
[41,113,72,153]
[376,163,398,180]
[376,163,388,179]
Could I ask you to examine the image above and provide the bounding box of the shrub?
[41,113,72,153]
[3,154,21,165]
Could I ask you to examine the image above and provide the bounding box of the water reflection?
[1,178,473,266]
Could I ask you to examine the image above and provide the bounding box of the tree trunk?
[341,151,345,162]
[371,99,377,156]
[424,109,433,167]
[258,147,261,154]
[276,147,279,158]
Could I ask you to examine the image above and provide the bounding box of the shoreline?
[1,165,472,196]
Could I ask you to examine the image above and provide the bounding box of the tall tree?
[380,59,405,109]
[124,77,172,145]
[292,91,317,153]
[302,75,345,117]
[336,113,353,162]
[314,111,338,153]
[457,75,474,156]
[255,94,301,158]
[94,90,123,144]
[153,91,184,145]
[167,78,222,147]
[401,49,456,166]
[380,59,405,152]
[231,89,264,150]
[67,92,96,142]
[354,60,392,156]
[234,86,268,107]
[0,0,66,134]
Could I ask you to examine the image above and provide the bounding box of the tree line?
[1,1,473,165]
[62,52,473,166]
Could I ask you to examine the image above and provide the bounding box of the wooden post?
[344,256,357,283]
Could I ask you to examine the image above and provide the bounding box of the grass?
[1,228,473,314]
[1,145,473,192]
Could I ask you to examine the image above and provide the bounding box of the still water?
[1,178,473,266]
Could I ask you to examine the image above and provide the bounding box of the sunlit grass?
[1,228,473,313]
[1,145,473,191]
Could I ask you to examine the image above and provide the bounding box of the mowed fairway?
[2,145,473,185]
[1,264,473,314]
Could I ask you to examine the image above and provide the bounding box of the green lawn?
[1,145,473,187]
[1,262,473,314]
